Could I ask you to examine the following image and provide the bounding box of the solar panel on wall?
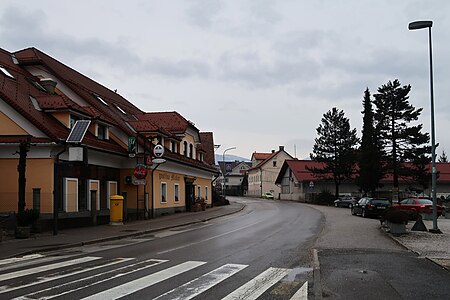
[66,120,91,143]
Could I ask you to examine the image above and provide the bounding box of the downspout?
[53,143,67,236]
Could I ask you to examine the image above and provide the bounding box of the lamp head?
[409,20,433,30]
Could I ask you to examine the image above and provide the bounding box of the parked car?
[334,196,359,208]
[262,192,274,200]
[351,197,391,218]
[393,198,445,216]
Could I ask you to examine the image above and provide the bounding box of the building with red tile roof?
[247,146,294,198]
[275,160,450,201]
[0,47,217,229]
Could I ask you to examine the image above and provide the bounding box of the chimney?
[279,146,284,151]
[40,78,57,94]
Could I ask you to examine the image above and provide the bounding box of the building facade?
[247,146,293,198]
[275,160,450,202]
[0,47,217,229]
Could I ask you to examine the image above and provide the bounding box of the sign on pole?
[154,144,164,158]
[128,136,136,157]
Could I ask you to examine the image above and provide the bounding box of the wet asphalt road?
[2,197,323,299]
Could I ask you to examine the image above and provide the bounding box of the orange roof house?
[0,47,217,230]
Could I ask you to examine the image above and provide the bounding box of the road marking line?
[0,258,133,295]
[223,267,291,300]
[154,263,248,300]
[14,259,168,300]
[0,254,45,266]
[290,281,308,300]
[81,261,206,300]
[157,220,262,254]
[0,256,101,282]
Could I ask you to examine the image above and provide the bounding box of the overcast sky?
[1,1,450,160]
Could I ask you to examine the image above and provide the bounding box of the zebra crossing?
[0,254,310,299]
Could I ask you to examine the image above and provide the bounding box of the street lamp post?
[222,147,236,197]
[408,20,440,233]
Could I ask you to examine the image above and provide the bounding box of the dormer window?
[97,124,108,140]
[70,115,80,128]
[189,143,193,158]
[170,141,177,153]
[0,65,14,79]
[183,141,188,156]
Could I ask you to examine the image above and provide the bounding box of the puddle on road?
[283,266,313,282]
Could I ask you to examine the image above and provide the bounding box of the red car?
[393,198,445,216]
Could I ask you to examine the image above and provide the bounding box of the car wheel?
[362,209,366,218]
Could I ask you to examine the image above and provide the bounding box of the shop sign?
[133,164,147,179]
[132,177,146,185]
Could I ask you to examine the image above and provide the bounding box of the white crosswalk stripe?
[222,267,291,300]
[0,254,309,299]
[154,263,248,300]
[0,256,101,281]
[81,260,207,300]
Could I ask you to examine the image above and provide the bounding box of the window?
[70,115,80,128]
[205,186,208,201]
[94,94,108,106]
[97,124,107,140]
[174,184,179,202]
[199,153,204,161]
[107,181,118,209]
[115,104,126,115]
[0,65,14,79]
[197,186,202,198]
[171,141,177,153]
[161,182,167,203]
[89,179,100,210]
[273,160,277,167]
[29,96,42,111]
[64,178,78,213]
[189,143,193,158]
[183,141,188,156]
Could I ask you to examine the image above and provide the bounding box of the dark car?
[393,198,444,216]
[351,197,391,218]
[334,196,359,208]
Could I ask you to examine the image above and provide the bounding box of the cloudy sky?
[1,1,450,160]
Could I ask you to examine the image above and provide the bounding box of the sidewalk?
[386,217,450,270]
[0,201,245,259]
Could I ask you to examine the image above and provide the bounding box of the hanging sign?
[154,144,164,158]
[133,164,147,179]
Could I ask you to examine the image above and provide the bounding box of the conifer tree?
[309,107,359,198]
[438,150,448,163]
[373,79,430,191]
[357,88,383,196]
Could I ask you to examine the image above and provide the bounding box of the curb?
[312,248,322,300]
[7,203,246,259]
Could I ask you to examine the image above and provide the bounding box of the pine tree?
[438,150,448,163]
[309,107,359,198]
[373,79,430,191]
[357,88,383,196]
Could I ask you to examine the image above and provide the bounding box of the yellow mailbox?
[110,195,124,225]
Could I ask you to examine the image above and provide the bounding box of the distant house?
[0,47,217,229]
[218,161,252,196]
[275,159,450,201]
[247,146,294,198]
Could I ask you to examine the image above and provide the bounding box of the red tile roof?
[140,111,198,133]
[251,152,272,161]
[276,160,450,184]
